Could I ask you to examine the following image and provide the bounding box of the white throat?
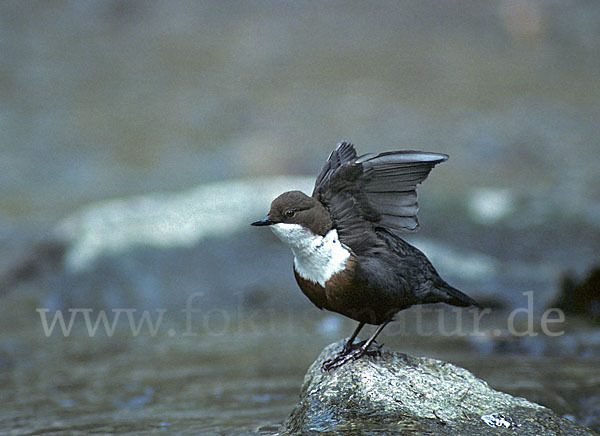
[270,223,350,287]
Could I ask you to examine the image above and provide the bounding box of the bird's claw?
[322,349,360,371]
[322,341,383,371]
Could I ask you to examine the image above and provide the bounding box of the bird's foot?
[322,340,383,371]
[355,339,383,356]
[340,340,357,355]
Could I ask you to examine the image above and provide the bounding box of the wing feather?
[313,143,447,250]
[312,141,357,196]
[359,151,447,232]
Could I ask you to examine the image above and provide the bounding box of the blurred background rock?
[1,1,599,434]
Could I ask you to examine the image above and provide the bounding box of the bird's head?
[251,190,332,239]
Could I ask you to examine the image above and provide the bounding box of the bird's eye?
[285,209,295,218]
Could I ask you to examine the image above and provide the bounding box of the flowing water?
[2,300,599,435]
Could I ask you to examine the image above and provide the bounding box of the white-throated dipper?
[251,141,479,370]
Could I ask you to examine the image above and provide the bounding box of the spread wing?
[313,142,447,249]
[312,141,357,196]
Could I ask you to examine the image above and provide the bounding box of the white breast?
[269,223,351,287]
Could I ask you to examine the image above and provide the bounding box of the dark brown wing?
[313,143,447,250]
[312,141,357,196]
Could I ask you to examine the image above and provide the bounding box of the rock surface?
[283,340,596,435]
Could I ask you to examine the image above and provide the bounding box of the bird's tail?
[438,283,482,309]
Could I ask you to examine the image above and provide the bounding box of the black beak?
[251,216,274,226]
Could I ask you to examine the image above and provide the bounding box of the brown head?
[251,190,332,236]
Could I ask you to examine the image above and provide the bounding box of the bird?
[251,141,479,370]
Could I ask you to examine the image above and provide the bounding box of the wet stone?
[283,340,596,435]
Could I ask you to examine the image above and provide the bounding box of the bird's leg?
[322,321,391,371]
[341,321,365,354]
[354,321,389,355]
[322,322,364,371]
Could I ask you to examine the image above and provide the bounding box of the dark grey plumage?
[252,141,479,369]
[311,141,477,310]
[313,141,448,235]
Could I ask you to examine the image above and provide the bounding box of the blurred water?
[1,1,600,434]
[2,308,599,435]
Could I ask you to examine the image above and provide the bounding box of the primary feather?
[312,141,447,242]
